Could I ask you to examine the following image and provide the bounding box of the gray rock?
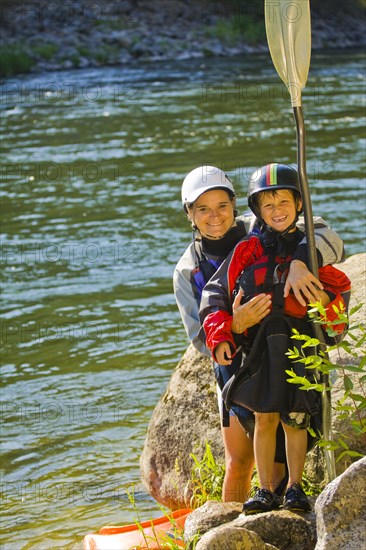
[1,0,365,74]
[195,522,279,550]
[233,509,317,550]
[184,500,242,541]
[315,456,366,549]
[106,30,132,48]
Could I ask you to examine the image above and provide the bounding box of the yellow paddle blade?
[265,0,311,107]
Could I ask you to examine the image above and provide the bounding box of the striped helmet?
[248,163,302,219]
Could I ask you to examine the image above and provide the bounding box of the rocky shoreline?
[1,0,365,76]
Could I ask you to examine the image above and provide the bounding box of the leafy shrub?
[286,303,365,464]
[0,44,34,76]
[32,42,58,60]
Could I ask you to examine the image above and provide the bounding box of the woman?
[173,165,344,502]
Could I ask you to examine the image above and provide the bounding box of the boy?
[199,163,350,514]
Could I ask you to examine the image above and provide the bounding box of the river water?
[1,49,365,549]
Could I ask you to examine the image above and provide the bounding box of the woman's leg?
[221,415,255,502]
[254,412,280,491]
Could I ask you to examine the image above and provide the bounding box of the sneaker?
[243,488,281,515]
[283,483,311,512]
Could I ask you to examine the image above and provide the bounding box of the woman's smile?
[190,189,236,239]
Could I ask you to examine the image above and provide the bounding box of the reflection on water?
[1,49,365,548]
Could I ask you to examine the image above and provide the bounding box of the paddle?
[264,0,337,480]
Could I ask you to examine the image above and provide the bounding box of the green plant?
[189,441,225,508]
[205,8,265,45]
[32,42,58,60]
[0,44,34,76]
[301,470,323,497]
[77,45,90,58]
[69,55,81,67]
[125,485,199,549]
[286,303,366,463]
[94,44,120,64]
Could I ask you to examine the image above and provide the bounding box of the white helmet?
[181,166,235,210]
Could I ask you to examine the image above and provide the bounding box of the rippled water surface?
[1,49,365,548]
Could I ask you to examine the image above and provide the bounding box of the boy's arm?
[215,341,233,365]
[199,237,269,360]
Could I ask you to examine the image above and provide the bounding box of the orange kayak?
[83,508,193,550]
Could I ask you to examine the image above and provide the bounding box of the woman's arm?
[173,259,211,357]
[284,217,345,305]
[296,216,345,265]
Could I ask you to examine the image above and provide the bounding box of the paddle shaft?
[293,107,318,274]
[293,105,337,481]
[264,0,337,481]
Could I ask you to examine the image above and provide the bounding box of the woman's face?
[188,189,236,239]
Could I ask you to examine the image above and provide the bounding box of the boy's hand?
[215,342,232,365]
[284,260,323,307]
[232,289,271,334]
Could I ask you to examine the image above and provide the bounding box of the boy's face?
[258,189,301,233]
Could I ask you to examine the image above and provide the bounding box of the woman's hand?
[284,260,323,306]
[215,342,233,365]
[231,289,272,334]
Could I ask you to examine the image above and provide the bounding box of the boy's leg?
[242,412,282,514]
[281,419,307,485]
[281,414,311,512]
[254,412,280,491]
[221,415,255,502]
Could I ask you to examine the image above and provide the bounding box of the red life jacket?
[235,232,351,346]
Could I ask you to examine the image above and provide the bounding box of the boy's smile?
[258,189,301,233]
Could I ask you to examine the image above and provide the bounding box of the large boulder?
[140,253,365,507]
[139,344,221,509]
[314,456,366,549]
